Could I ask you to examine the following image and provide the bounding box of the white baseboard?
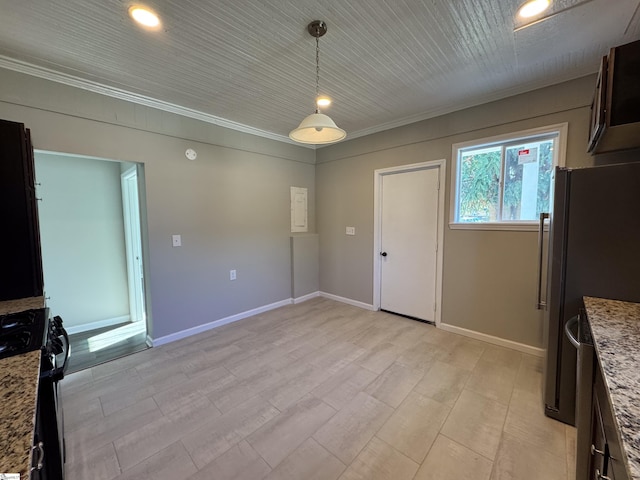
[65,315,131,335]
[319,292,376,311]
[293,291,320,304]
[438,322,544,357]
[145,335,154,348]
[150,298,293,347]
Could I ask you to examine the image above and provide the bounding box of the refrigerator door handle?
[536,212,550,310]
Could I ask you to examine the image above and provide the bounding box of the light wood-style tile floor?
[61,298,576,480]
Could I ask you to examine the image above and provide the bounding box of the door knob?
[380,252,388,257]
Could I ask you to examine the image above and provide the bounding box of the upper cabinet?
[588,39,640,154]
[0,119,44,301]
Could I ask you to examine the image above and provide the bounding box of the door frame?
[373,159,446,326]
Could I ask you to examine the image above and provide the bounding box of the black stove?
[0,307,68,479]
[1,309,37,328]
[0,308,48,359]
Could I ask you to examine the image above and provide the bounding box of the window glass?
[451,125,565,229]
[458,147,501,222]
[502,140,554,221]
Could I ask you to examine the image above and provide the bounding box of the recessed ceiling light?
[517,0,551,18]
[129,6,160,28]
[316,96,332,107]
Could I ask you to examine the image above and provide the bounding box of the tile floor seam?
[504,427,571,464]
[247,395,339,470]
[452,385,507,447]
[356,361,389,376]
[185,436,251,477]
[464,382,516,407]
[488,448,500,480]
[264,394,285,413]
[243,435,276,473]
[426,394,456,449]
[372,433,422,467]
[345,434,421,480]
[112,427,165,474]
[97,394,107,419]
[438,431,497,464]
[114,400,217,475]
[329,392,405,468]
[178,438,200,473]
[503,353,525,407]
[110,440,124,478]
[149,393,161,411]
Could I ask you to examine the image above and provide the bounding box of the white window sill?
[449,222,545,232]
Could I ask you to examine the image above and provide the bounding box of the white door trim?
[373,159,446,326]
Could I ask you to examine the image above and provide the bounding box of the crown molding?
[0,55,594,151]
[0,55,317,149]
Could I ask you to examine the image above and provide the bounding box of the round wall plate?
[185,148,197,160]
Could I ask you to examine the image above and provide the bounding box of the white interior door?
[380,167,439,321]
[121,167,146,324]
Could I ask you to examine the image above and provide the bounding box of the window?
[450,124,567,230]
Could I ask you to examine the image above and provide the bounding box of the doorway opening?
[34,151,150,373]
[373,159,446,325]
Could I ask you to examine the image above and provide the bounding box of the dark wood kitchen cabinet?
[588,39,640,154]
[580,362,629,480]
[0,119,44,300]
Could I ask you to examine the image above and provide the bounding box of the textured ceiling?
[0,0,638,145]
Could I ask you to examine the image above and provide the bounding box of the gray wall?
[316,75,599,348]
[291,234,319,299]
[35,153,130,330]
[0,68,315,340]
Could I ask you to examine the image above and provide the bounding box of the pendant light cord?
[315,33,320,113]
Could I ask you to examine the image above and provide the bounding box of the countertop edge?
[584,296,640,480]
[0,296,45,315]
[0,350,41,478]
[0,296,46,478]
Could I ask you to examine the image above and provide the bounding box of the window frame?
[449,123,568,231]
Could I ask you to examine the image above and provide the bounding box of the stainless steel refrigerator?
[538,161,640,426]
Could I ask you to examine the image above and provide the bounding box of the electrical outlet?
[230,269,237,281]
[172,234,182,247]
[346,226,355,235]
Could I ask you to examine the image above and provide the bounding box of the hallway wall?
[35,152,130,332]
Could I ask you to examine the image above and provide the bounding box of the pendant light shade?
[289,112,346,144]
[289,20,346,145]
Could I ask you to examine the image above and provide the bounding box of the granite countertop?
[0,296,45,315]
[0,296,46,479]
[584,296,640,480]
[0,350,41,478]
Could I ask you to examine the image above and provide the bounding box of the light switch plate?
[172,234,182,247]
[346,226,355,235]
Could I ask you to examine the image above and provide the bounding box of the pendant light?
[289,20,346,145]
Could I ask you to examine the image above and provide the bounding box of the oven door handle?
[30,441,44,472]
[51,316,70,380]
[564,315,580,349]
[60,325,70,374]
